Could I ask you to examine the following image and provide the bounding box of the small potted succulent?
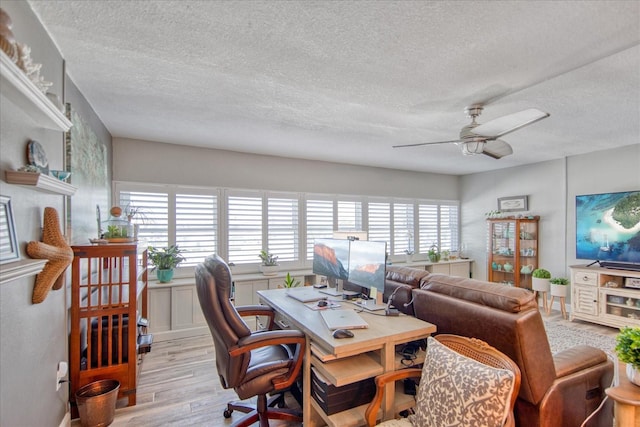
[550,277,569,297]
[532,268,551,293]
[615,327,640,386]
[282,272,300,288]
[148,244,185,283]
[259,249,279,276]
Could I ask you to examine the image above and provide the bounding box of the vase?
[156,269,174,283]
[550,283,568,297]
[260,265,279,276]
[626,364,640,386]
[532,278,550,292]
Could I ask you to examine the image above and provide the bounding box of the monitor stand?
[319,277,343,296]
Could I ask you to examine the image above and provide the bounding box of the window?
[176,193,216,266]
[116,182,459,270]
[306,198,333,259]
[227,193,262,265]
[116,185,217,267]
[267,196,299,262]
[368,202,391,247]
[393,203,414,255]
[337,200,362,231]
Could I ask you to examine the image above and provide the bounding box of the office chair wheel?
[223,409,232,418]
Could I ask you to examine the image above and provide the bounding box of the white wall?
[461,144,640,283]
[0,2,69,426]
[113,137,459,199]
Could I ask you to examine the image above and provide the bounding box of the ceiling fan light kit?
[395,104,549,159]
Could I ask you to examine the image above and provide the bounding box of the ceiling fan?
[393,105,549,159]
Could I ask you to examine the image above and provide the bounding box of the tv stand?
[570,264,640,329]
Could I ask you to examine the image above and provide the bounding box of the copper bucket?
[75,379,120,427]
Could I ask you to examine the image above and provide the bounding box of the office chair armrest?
[231,330,306,391]
[231,330,306,355]
[364,368,422,427]
[236,305,276,329]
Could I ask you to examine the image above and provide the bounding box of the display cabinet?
[571,265,640,328]
[487,217,539,288]
[69,243,151,412]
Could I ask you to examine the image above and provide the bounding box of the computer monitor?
[312,238,350,281]
[347,240,386,300]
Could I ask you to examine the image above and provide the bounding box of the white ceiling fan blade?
[472,108,549,139]
[392,139,463,148]
[481,139,513,159]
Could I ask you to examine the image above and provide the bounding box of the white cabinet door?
[149,287,172,333]
[449,262,470,278]
[171,285,206,330]
[573,284,598,316]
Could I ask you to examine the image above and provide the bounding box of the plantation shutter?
[267,196,299,262]
[306,199,333,259]
[228,194,262,264]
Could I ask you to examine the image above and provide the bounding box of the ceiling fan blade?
[392,139,464,148]
[472,108,549,139]
[481,139,513,159]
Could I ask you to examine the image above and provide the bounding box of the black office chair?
[195,254,305,426]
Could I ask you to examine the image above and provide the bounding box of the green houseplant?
[550,277,569,298]
[282,272,300,288]
[428,243,440,263]
[148,245,185,283]
[615,327,640,385]
[532,268,551,292]
[259,249,279,276]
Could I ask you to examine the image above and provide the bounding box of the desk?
[606,362,640,427]
[258,288,436,426]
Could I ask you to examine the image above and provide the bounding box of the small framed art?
[0,195,20,264]
[498,195,528,212]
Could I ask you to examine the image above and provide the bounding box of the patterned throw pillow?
[408,336,515,427]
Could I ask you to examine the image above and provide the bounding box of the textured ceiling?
[28,0,640,175]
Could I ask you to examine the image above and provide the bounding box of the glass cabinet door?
[489,220,516,286]
[488,217,539,288]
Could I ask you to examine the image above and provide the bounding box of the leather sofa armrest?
[553,345,609,378]
[535,356,614,427]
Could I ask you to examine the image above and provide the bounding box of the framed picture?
[0,195,20,264]
[498,195,529,212]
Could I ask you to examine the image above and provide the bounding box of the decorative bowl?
[50,170,71,181]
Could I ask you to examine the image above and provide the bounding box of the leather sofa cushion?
[422,274,537,313]
[386,266,431,288]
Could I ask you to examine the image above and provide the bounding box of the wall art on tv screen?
[576,190,640,265]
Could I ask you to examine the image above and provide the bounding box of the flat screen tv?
[312,238,350,280]
[347,240,387,293]
[576,190,640,269]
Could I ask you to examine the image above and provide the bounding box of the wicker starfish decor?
[26,207,73,304]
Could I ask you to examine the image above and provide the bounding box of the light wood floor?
[79,308,619,427]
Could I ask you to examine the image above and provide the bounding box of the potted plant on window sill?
[404,249,415,263]
[615,326,640,386]
[148,244,185,283]
[428,243,440,263]
[259,250,279,276]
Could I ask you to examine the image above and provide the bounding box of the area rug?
[543,319,618,356]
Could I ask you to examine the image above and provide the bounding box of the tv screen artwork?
[576,191,640,264]
[313,239,350,280]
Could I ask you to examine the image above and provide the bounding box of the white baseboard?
[58,411,71,427]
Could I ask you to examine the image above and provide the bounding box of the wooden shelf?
[0,50,72,131]
[5,171,77,196]
[0,259,47,285]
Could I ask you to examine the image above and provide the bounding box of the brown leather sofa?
[359,266,614,427]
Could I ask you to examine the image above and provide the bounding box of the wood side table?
[606,362,640,427]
